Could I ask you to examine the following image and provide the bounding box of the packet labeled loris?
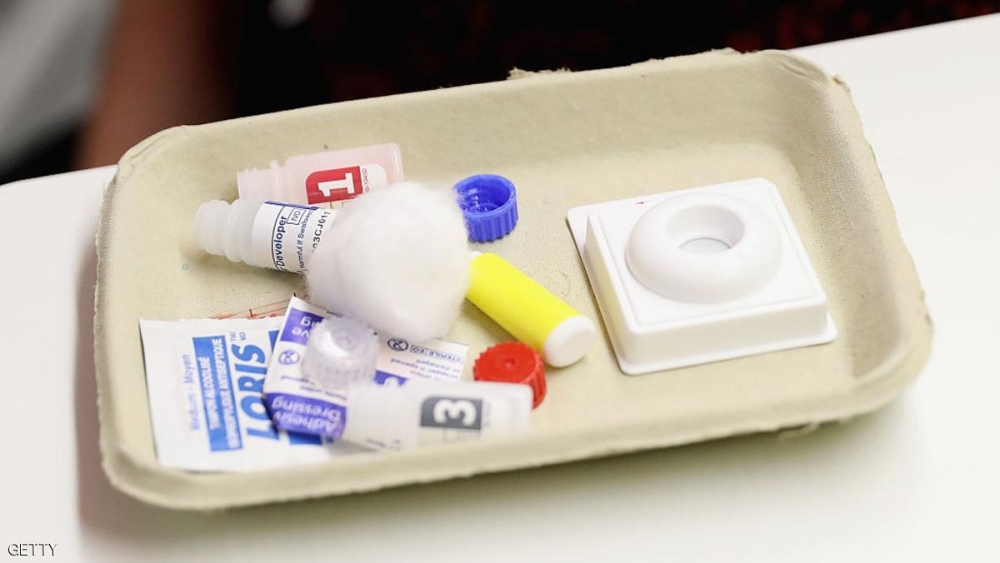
[139,316,365,472]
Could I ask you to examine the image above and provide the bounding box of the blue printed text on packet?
[263,296,467,438]
[139,317,366,473]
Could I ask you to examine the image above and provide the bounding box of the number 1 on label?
[317,173,356,198]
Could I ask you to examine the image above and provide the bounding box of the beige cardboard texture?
[94,50,932,510]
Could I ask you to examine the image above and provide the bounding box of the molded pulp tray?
[94,50,932,510]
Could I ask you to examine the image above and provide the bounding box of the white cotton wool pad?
[306,182,470,343]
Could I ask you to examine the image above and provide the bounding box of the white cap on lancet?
[543,315,598,368]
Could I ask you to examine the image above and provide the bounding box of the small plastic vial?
[194,199,336,273]
[342,380,532,451]
[237,143,405,207]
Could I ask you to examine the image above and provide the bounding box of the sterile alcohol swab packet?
[139,317,366,472]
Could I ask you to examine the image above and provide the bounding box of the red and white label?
[305,166,363,204]
[304,163,389,204]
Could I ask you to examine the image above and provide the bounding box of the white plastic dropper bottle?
[238,143,404,207]
[342,380,532,451]
[194,199,336,273]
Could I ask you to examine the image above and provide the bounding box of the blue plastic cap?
[454,174,519,243]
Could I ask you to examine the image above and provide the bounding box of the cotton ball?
[306,182,470,343]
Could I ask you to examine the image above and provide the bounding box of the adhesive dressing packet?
[264,296,468,438]
[139,317,367,472]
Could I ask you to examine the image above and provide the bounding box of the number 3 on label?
[432,399,477,427]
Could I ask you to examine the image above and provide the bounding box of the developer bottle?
[237,143,404,207]
[342,380,532,451]
[194,199,336,273]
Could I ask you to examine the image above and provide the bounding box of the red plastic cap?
[473,342,546,408]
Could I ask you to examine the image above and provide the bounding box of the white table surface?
[2,14,998,562]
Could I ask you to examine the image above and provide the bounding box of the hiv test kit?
[94,50,931,509]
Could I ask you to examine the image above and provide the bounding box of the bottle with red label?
[237,143,404,207]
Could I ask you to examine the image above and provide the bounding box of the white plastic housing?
[567,178,836,375]
[342,380,532,451]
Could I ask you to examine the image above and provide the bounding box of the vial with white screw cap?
[342,380,532,451]
[237,143,404,207]
[194,199,337,273]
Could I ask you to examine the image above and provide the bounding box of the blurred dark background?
[1,0,997,185]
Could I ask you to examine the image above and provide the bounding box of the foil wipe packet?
[264,296,468,438]
[139,317,367,472]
